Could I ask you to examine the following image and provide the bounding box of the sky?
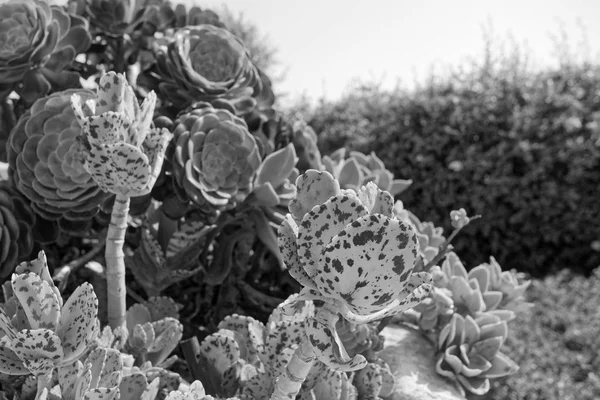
[189,1,600,103]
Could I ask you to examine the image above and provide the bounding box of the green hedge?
[303,65,600,276]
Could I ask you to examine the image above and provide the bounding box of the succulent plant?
[0,0,91,104]
[71,72,172,198]
[411,287,454,331]
[127,202,213,296]
[248,143,298,209]
[168,102,262,207]
[0,184,36,279]
[141,24,261,108]
[6,89,113,233]
[0,252,98,384]
[352,359,396,400]
[290,120,323,173]
[125,297,183,367]
[165,380,239,400]
[435,312,519,395]
[85,0,164,36]
[322,148,412,197]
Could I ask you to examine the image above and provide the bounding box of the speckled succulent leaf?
[126,304,152,333]
[11,273,60,330]
[0,340,29,375]
[375,360,396,397]
[299,194,369,279]
[12,329,63,376]
[119,373,147,400]
[75,368,93,400]
[96,72,127,115]
[82,387,120,400]
[255,143,298,188]
[99,370,122,391]
[83,112,131,144]
[353,363,383,398]
[288,170,341,223]
[14,253,58,305]
[141,127,173,187]
[145,297,180,321]
[134,91,157,147]
[58,361,83,400]
[130,323,151,350]
[56,282,98,363]
[85,142,152,195]
[306,309,367,372]
[199,330,241,376]
[0,307,17,340]
[315,214,418,315]
[312,368,343,400]
[265,320,306,374]
[147,317,183,365]
[267,294,315,327]
[340,271,433,324]
[278,214,316,289]
[164,392,186,400]
[218,314,266,361]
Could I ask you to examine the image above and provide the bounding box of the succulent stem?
[105,193,130,330]
[270,337,316,400]
[35,373,51,400]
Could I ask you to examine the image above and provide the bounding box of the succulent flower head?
[71,72,172,197]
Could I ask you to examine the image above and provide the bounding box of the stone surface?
[380,325,465,400]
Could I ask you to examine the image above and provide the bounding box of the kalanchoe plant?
[71,71,172,330]
[0,251,98,399]
[273,170,432,398]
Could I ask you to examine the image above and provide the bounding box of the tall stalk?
[105,193,130,330]
[270,337,316,400]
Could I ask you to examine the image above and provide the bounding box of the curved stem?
[270,337,316,400]
[105,193,130,330]
[35,373,51,400]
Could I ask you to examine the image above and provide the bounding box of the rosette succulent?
[0,0,91,104]
[143,24,261,108]
[169,102,262,207]
[6,88,113,232]
[322,148,412,196]
[85,0,164,36]
[436,313,519,395]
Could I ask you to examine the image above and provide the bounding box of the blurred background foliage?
[288,32,600,277]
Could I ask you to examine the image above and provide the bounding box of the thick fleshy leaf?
[199,330,240,375]
[353,363,383,397]
[389,179,413,196]
[119,374,147,400]
[288,170,340,223]
[83,112,131,144]
[315,213,418,315]
[0,339,29,375]
[298,194,368,279]
[312,369,343,400]
[145,297,180,321]
[11,273,60,330]
[480,352,519,378]
[126,303,152,334]
[0,307,17,340]
[377,361,396,397]
[277,214,316,289]
[12,329,63,376]
[148,317,183,365]
[140,377,160,400]
[456,374,490,395]
[58,361,83,400]
[482,291,503,311]
[83,387,120,400]
[306,309,366,372]
[338,158,363,189]
[218,314,266,362]
[255,143,297,188]
[468,265,491,292]
[56,282,98,363]
[471,336,503,360]
[356,182,394,217]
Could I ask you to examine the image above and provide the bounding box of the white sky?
[191,0,600,104]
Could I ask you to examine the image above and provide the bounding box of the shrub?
[304,64,600,276]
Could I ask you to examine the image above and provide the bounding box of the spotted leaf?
[356,182,394,217]
[306,309,366,372]
[315,214,418,315]
[288,170,340,223]
[298,194,368,279]
[82,387,120,400]
[218,314,266,363]
[11,273,60,330]
[278,214,316,289]
[353,362,383,397]
[56,282,98,363]
[11,329,63,376]
[312,369,344,400]
[83,112,131,144]
[58,361,84,400]
[0,338,29,375]
[0,306,17,340]
[199,330,240,376]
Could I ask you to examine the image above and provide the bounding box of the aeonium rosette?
[278,170,433,370]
